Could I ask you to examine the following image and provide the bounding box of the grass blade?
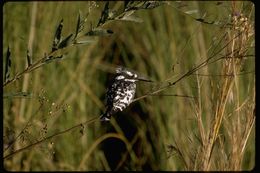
[4,46,11,82]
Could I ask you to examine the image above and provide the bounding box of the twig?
[4,116,99,159]
[4,101,44,152]
[3,2,164,88]
[133,32,242,102]
[190,70,255,77]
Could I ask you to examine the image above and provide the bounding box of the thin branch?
[191,70,255,77]
[150,94,196,99]
[3,47,71,87]
[4,101,44,152]
[3,116,99,159]
[3,2,164,88]
[133,32,243,102]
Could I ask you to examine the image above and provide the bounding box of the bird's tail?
[100,110,111,121]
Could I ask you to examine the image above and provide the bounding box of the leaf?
[97,1,110,27]
[45,55,63,64]
[141,1,161,9]
[85,29,113,36]
[27,49,32,67]
[75,11,81,39]
[58,33,73,49]
[75,39,96,44]
[184,9,198,15]
[74,10,85,39]
[115,10,134,20]
[124,1,135,11]
[52,19,63,52]
[117,15,143,23]
[4,46,11,82]
[195,18,214,24]
[108,10,116,19]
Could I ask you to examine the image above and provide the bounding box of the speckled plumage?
[100,67,138,121]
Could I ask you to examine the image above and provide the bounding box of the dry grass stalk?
[195,4,254,170]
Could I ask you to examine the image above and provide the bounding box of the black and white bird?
[100,67,152,121]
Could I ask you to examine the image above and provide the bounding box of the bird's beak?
[137,77,153,82]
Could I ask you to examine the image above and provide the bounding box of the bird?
[100,67,152,121]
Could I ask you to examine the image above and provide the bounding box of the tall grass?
[3,1,255,171]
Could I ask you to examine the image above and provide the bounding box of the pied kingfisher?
[100,67,152,121]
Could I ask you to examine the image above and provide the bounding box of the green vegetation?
[3,1,255,171]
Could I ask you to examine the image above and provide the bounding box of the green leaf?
[75,40,96,44]
[85,29,113,36]
[97,2,110,27]
[75,11,81,39]
[58,34,73,49]
[195,18,214,24]
[74,10,85,40]
[141,1,161,9]
[4,46,11,82]
[52,19,63,52]
[117,15,143,23]
[124,1,135,11]
[184,9,198,15]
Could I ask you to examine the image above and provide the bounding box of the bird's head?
[115,67,152,83]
